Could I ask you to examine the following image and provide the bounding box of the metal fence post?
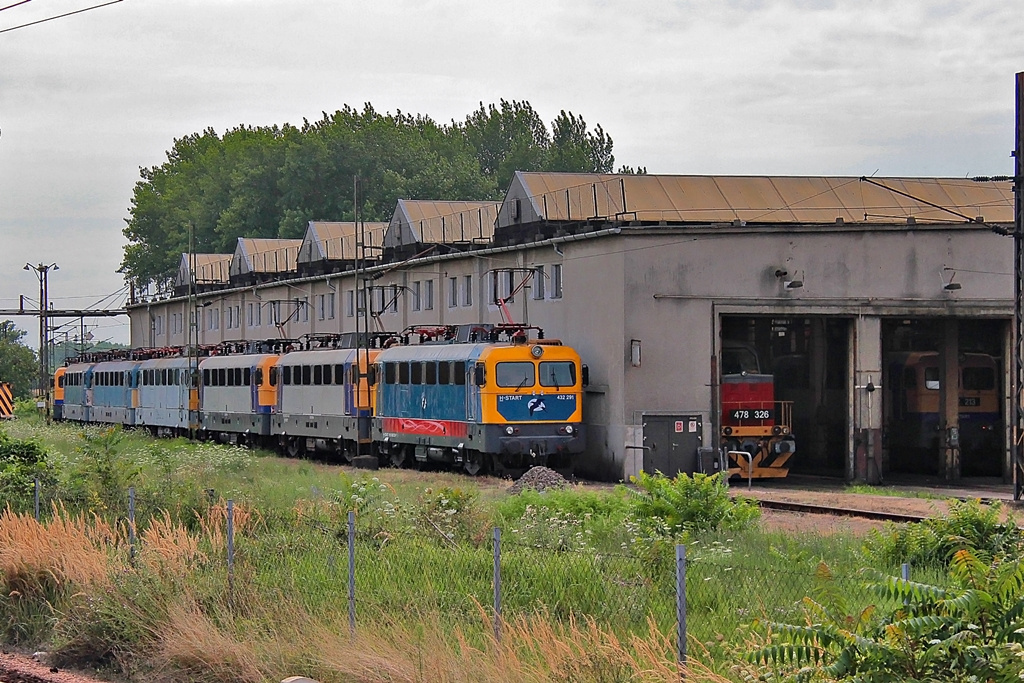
[493,527,502,643]
[348,510,356,635]
[677,544,687,674]
[34,476,39,521]
[226,499,234,607]
[128,486,136,565]
[901,562,909,583]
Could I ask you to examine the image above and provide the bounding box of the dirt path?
[0,652,112,683]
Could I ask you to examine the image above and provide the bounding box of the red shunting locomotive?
[719,341,796,478]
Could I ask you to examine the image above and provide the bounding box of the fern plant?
[749,550,1024,681]
[628,470,760,534]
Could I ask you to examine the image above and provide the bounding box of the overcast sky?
[1,0,1022,347]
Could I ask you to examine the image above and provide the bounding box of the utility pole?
[1014,71,1024,499]
[24,262,58,401]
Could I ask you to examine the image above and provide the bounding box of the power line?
[0,0,123,34]
[0,0,35,13]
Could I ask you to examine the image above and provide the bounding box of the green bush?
[0,428,55,513]
[864,498,1021,568]
[628,470,760,535]
[750,549,1024,682]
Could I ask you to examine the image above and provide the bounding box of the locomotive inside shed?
[720,316,850,477]
[881,318,1005,479]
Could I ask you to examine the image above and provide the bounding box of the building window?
[462,275,472,307]
[299,297,309,322]
[346,290,354,318]
[423,279,434,311]
[234,305,241,328]
[269,301,280,325]
[254,301,261,326]
[448,277,458,308]
[532,266,545,300]
[411,281,421,311]
[247,303,254,327]
[225,306,233,330]
[356,289,366,317]
[390,285,399,312]
[318,294,326,321]
[551,263,563,299]
[372,287,385,315]
[327,292,335,319]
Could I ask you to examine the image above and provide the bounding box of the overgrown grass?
[0,416,968,681]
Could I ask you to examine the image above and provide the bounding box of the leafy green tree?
[121,102,619,290]
[0,321,38,398]
[548,110,614,174]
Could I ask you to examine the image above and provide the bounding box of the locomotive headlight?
[531,345,543,358]
[564,425,574,435]
[505,426,515,435]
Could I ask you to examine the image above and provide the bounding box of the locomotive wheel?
[463,451,486,476]
[286,437,303,459]
[388,446,407,469]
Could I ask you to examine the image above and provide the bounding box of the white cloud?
[0,0,1021,345]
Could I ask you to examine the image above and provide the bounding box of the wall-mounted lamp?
[943,271,962,291]
[784,279,804,290]
[630,339,641,367]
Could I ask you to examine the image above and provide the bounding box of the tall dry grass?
[143,593,732,683]
[0,504,120,597]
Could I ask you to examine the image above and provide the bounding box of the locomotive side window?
[323,365,332,385]
[924,367,940,390]
[302,365,311,385]
[496,362,535,388]
[963,367,995,391]
[454,361,466,385]
[411,363,423,385]
[218,368,227,386]
[438,361,450,385]
[314,365,323,385]
[333,364,344,385]
[254,368,262,385]
[425,362,437,385]
[235,368,243,386]
[721,346,760,375]
[539,361,576,388]
[283,366,292,385]
[203,369,210,386]
[269,367,278,386]
[398,362,410,384]
[385,363,396,384]
[244,368,251,386]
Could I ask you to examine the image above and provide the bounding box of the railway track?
[753,498,926,524]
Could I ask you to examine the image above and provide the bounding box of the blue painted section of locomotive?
[375,344,485,423]
[496,393,577,421]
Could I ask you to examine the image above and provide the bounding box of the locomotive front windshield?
[540,361,576,388]
[496,362,536,389]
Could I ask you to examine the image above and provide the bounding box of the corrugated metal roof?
[235,238,302,274]
[299,221,388,263]
[388,200,499,247]
[192,254,232,284]
[512,172,1014,226]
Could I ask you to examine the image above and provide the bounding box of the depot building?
[128,172,1016,483]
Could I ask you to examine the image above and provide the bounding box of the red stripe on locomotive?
[381,417,469,438]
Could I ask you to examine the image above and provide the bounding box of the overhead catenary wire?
[0,0,34,12]
[0,0,122,34]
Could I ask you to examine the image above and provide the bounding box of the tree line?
[122,101,620,290]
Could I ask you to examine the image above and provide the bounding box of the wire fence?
[17,479,915,669]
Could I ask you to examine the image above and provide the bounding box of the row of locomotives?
[272,339,379,460]
[719,340,796,478]
[373,324,587,477]
[884,350,1002,477]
